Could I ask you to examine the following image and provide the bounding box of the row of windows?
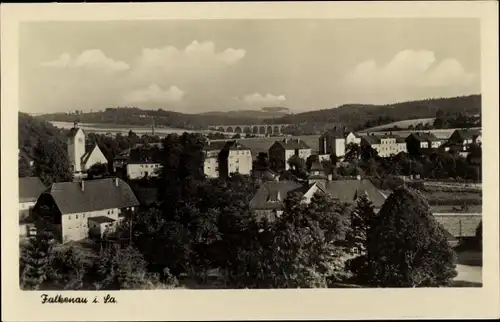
[67,210,115,220]
[139,164,160,168]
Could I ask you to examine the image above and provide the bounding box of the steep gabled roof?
[204,140,228,151]
[19,177,46,203]
[316,179,387,208]
[275,138,311,150]
[249,180,304,210]
[128,146,162,164]
[223,140,251,151]
[43,177,139,215]
[453,129,482,141]
[406,132,440,142]
[362,135,381,145]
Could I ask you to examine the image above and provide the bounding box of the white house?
[32,177,139,243]
[218,141,253,178]
[67,122,108,176]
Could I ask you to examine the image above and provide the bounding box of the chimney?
[80,180,85,191]
[328,173,333,181]
[284,138,288,143]
[356,175,361,181]
[115,177,119,187]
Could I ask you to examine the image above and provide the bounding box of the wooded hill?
[35,95,481,131]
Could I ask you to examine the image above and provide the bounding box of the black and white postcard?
[1,1,499,321]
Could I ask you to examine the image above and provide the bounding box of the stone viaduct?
[208,124,292,135]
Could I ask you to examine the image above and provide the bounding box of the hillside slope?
[269,95,481,130]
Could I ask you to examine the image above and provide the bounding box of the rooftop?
[19,177,46,203]
[249,180,304,210]
[275,138,311,150]
[316,179,387,208]
[42,177,139,215]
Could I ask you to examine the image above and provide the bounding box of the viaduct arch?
[209,124,291,135]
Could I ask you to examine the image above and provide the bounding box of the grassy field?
[363,118,436,131]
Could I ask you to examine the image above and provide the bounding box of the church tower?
[67,121,86,173]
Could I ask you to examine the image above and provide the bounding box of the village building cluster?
[18,123,482,246]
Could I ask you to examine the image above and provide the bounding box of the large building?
[19,177,46,238]
[218,141,253,178]
[67,123,108,176]
[32,177,139,243]
[360,133,407,158]
[269,138,312,172]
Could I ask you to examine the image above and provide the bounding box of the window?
[76,215,79,219]
[68,215,71,220]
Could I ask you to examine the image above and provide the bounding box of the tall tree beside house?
[253,152,270,170]
[237,193,348,288]
[287,155,308,179]
[349,186,457,287]
[33,138,73,185]
[19,232,55,290]
[344,143,361,163]
[345,193,376,254]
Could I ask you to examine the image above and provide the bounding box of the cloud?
[240,93,287,106]
[134,40,245,73]
[123,84,185,104]
[40,50,130,71]
[345,49,476,88]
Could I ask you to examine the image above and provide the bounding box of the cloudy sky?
[19,19,480,114]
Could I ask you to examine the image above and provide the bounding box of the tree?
[345,194,376,254]
[306,154,319,171]
[287,155,307,179]
[349,187,457,287]
[92,244,171,290]
[20,232,55,290]
[344,143,361,163]
[48,245,92,290]
[254,152,270,171]
[33,138,73,185]
[19,156,32,177]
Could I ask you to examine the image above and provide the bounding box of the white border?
[2,2,499,321]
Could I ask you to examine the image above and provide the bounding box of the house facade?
[318,127,355,157]
[448,129,482,150]
[203,141,228,178]
[269,138,312,172]
[218,141,253,178]
[125,146,163,179]
[67,123,108,176]
[405,132,442,155]
[19,177,46,238]
[32,177,139,243]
